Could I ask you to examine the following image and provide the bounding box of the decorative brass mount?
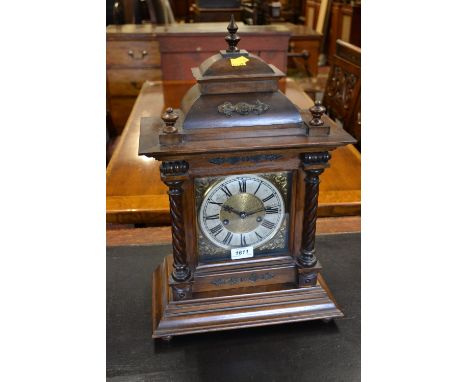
[217,100,270,117]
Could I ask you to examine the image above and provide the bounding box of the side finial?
[309,101,326,126]
[161,107,178,134]
[225,14,240,52]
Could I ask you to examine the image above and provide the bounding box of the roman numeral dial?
[199,174,285,250]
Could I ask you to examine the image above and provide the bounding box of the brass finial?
[309,101,326,126]
[225,14,240,52]
[161,107,178,134]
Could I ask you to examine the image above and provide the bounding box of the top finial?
[225,14,240,52]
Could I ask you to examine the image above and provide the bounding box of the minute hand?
[245,207,266,216]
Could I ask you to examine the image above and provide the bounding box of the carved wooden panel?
[323,40,360,145]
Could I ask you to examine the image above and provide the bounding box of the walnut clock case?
[139,17,356,340]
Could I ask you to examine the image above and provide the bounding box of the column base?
[296,260,322,288]
[169,275,193,301]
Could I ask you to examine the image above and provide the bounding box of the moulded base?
[152,255,343,339]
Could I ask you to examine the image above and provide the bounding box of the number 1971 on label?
[231,246,254,260]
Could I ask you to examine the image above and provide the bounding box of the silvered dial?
[199,174,285,250]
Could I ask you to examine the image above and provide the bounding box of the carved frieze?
[210,272,276,287]
[208,154,282,165]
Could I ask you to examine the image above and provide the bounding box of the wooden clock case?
[138,18,355,340]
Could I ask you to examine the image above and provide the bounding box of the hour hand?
[222,205,243,216]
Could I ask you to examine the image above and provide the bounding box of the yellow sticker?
[230,56,249,67]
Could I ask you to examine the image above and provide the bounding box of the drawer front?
[107,41,160,68]
[160,52,213,80]
[107,69,162,96]
[157,35,288,53]
[258,51,287,72]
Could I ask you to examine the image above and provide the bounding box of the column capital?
[160,160,189,181]
[301,151,331,168]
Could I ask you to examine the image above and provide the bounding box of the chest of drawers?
[107,25,162,133]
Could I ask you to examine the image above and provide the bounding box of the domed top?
[181,16,298,131]
[194,52,276,78]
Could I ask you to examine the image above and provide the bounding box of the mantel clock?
[139,17,355,340]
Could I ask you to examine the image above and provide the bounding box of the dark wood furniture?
[135,21,355,339]
[322,39,361,148]
[280,23,322,78]
[304,0,324,29]
[107,24,162,133]
[198,0,241,6]
[191,4,243,22]
[106,79,361,226]
[155,22,290,80]
[328,0,360,58]
[169,0,191,21]
[156,22,321,80]
[107,22,322,132]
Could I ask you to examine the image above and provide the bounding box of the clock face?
[199,174,285,250]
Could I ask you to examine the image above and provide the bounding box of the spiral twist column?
[298,168,324,267]
[160,161,191,282]
[298,151,331,269]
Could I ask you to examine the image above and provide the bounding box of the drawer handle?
[127,50,148,60]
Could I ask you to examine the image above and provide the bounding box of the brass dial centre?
[219,193,265,234]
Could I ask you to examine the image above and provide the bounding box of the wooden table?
[106,79,360,226]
